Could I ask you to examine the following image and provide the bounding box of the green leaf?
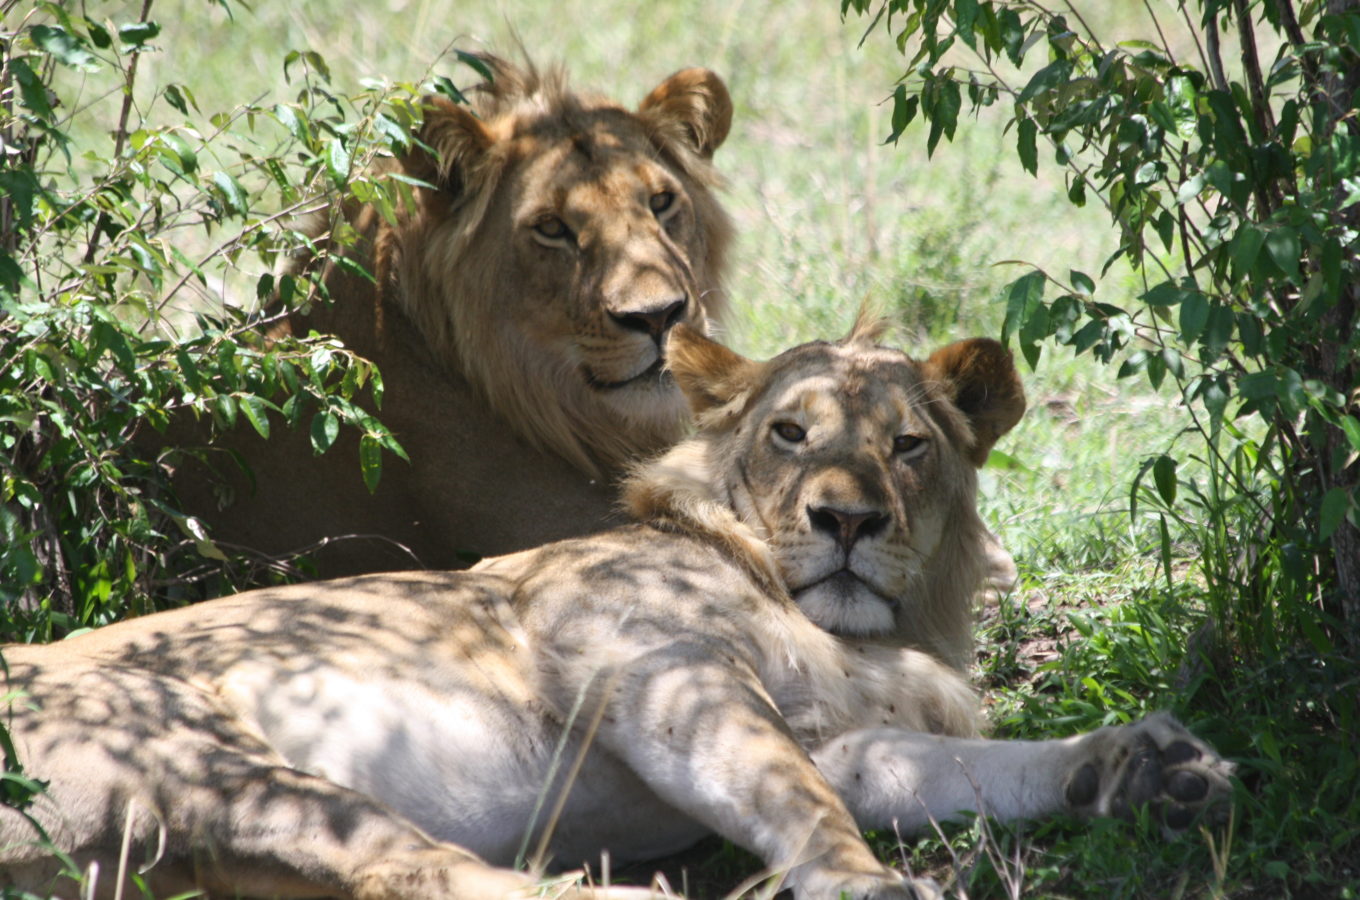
[214,393,238,429]
[1321,236,1342,303]
[164,83,191,115]
[455,49,495,82]
[360,434,383,493]
[1341,415,1360,453]
[274,104,309,144]
[886,84,918,144]
[1199,374,1229,425]
[8,58,53,118]
[1319,487,1352,540]
[1067,174,1086,207]
[238,394,271,440]
[1154,209,1175,252]
[373,113,412,152]
[1153,454,1178,506]
[998,7,1025,65]
[326,138,352,189]
[984,448,1027,471]
[1204,303,1235,356]
[1069,270,1095,296]
[1000,270,1046,346]
[1158,514,1173,587]
[212,171,249,216]
[1118,349,1149,379]
[1017,117,1038,175]
[1299,614,1334,655]
[29,24,97,70]
[1265,227,1301,282]
[925,77,961,157]
[1017,59,1073,103]
[1139,281,1186,307]
[160,132,198,174]
[310,410,339,454]
[954,0,979,49]
[1179,291,1210,344]
[117,21,161,47]
[1070,318,1105,355]
[1230,224,1266,279]
[1175,171,1206,205]
[84,18,112,49]
[175,348,202,394]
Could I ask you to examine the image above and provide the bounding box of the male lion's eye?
[649,191,675,215]
[893,434,927,455]
[532,217,572,242]
[772,422,806,443]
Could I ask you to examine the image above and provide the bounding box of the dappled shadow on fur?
[3,326,1232,900]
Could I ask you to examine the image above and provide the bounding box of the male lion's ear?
[638,68,732,160]
[667,324,761,418]
[405,96,496,197]
[924,338,1027,467]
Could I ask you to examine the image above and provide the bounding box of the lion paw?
[1065,712,1235,833]
[793,868,942,900]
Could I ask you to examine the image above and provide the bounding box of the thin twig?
[83,0,155,265]
[1177,0,1215,82]
[1274,0,1314,79]
[1141,0,1178,65]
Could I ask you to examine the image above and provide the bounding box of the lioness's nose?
[807,505,889,553]
[611,297,686,341]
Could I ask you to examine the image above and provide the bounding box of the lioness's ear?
[667,324,761,417]
[638,68,732,159]
[923,338,1027,466]
[405,96,496,197]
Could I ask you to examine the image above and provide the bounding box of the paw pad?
[1065,712,1235,834]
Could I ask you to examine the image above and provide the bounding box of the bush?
[0,2,474,638]
[846,0,1360,893]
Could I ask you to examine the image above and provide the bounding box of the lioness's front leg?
[812,712,1234,836]
[592,652,931,900]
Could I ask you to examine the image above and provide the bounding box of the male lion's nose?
[807,505,890,553]
[611,297,687,341]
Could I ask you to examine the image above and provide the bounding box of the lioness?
[167,56,732,575]
[1,322,1232,899]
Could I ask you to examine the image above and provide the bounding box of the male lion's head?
[379,56,732,477]
[627,317,1026,670]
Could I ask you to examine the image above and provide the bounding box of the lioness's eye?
[532,217,571,241]
[772,421,806,443]
[893,434,927,455]
[649,191,675,215]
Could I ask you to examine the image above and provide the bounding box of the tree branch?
[1203,9,1229,93]
[1231,0,1280,215]
[82,0,155,265]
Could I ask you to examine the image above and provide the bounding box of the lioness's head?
[627,317,1025,670]
[385,55,732,476]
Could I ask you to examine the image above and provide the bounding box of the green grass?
[12,0,1360,897]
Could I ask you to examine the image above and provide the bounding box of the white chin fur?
[794,578,896,637]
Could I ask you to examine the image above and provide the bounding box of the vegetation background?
[2,0,1356,897]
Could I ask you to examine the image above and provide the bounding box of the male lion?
[168,55,732,575]
[1,322,1233,899]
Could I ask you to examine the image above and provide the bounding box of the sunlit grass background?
[94,0,1195,578]
[38,0,1293,896]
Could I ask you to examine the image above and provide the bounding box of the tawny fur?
[163,55,734,575]
[6,326,1234,900]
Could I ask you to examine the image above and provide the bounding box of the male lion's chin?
[583,358,670,392]
[792,575,897,637]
